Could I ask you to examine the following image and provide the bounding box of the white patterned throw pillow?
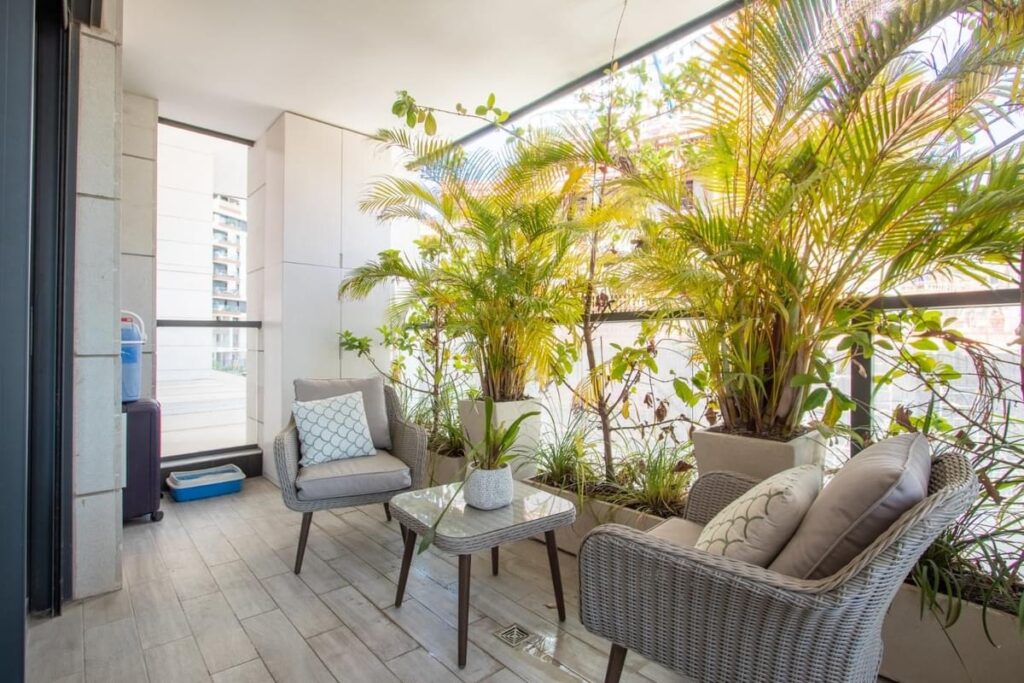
[695,465,822,567]
[292,392,375,466]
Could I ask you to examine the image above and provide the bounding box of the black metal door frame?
[0,0,39,675]
[29,0,78,613]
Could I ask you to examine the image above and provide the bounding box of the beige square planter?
[427,451,465,485]
[691,428,825,481]
[529,479,664,555]
[880,582,1024,682]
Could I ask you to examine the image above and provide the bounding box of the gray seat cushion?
[294,377,391,450]
[647,517,705,546]
[295,450,411,501]
[770,433,931,579]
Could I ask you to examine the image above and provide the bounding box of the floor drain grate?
[495,623,531,647]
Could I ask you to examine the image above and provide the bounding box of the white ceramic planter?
[463,463,514,510]
[458,398,540,480]
[691,428,825,481]
[880,583,1024,682]
[530,480,665,555]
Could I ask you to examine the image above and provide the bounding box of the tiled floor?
[28,476,693,683]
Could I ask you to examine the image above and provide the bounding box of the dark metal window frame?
[596,288,1019,457]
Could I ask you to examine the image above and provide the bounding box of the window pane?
[158,327,249,457]
[156,124,252,456]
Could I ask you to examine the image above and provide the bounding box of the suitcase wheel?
[150,510,164,522]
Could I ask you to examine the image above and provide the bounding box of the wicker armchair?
[579,453,978,683]
[274,384,427,573]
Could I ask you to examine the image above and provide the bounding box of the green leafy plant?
[613,436,695,517]
[630,0,1024,440]
[339,239,470,446]
[866,308,1024,635]
[360,128,581,402]
[465,397,539,471]
[533,403,598,489]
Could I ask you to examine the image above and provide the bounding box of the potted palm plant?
[359,129,580,479]
[632,0,1024,479]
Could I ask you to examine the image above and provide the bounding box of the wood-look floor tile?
[212,511,255,539]
[129,580,191,649]
[240,610,335,683]
[247,514,302,550]
[83,617,148,683]
[83,588,132,629]
[143,636,211,683]
[275,544,347,594]
[210,658,273,683]
[386,648,463,683]
[28,604,84,682]
[466,616,582,683]
[384,598,502,682]
[327,549,399,607]
[259,572,339,637]
[320,585,417,661]
[209,561,276,620]
[395,568,482,629]
[307,625,399,682]
[481,669,528,683]
[181,592,257,674]
[304,526,346,561]
[189,525,240,566]
[227,533,289,579]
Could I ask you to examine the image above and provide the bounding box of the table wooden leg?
[395,527,417,607]
[545,530,566,621]
[458,554,471,668]
[491,546,499,576]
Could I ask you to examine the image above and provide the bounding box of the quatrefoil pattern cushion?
[293,392,375,466]
[695,464,822,566]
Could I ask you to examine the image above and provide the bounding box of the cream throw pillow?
[695,465,822,566]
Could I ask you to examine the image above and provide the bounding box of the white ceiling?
[123,0,729,141]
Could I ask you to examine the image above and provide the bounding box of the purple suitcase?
[122,398,164,522]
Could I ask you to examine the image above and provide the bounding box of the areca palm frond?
[630,0,1024,437]
[349,127,584,401]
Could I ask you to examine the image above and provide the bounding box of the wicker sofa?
[274,383,427,574]
[578,452,978,683]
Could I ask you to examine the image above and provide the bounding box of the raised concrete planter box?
[692,428,825,481]
[880,582,1024,682]
[530,480,664,556]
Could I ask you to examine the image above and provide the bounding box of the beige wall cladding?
[77,35,121,199]
[72,7,127,600]
[74,196,120,356]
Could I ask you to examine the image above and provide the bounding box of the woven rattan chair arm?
[684,470,760,524]
[390,415,428,489]
[274,422,303,509]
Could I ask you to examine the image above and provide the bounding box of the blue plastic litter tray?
[167,464,245,502]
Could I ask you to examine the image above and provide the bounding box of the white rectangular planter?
[880,583,1024,682]
[459,398,541,480]
[691,428,825,481]
[427,451,465,486]
[530,480,664,555]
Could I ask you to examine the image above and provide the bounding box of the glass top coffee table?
[389,480,576,669]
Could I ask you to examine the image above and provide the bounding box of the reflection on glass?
[157,327,249,457]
